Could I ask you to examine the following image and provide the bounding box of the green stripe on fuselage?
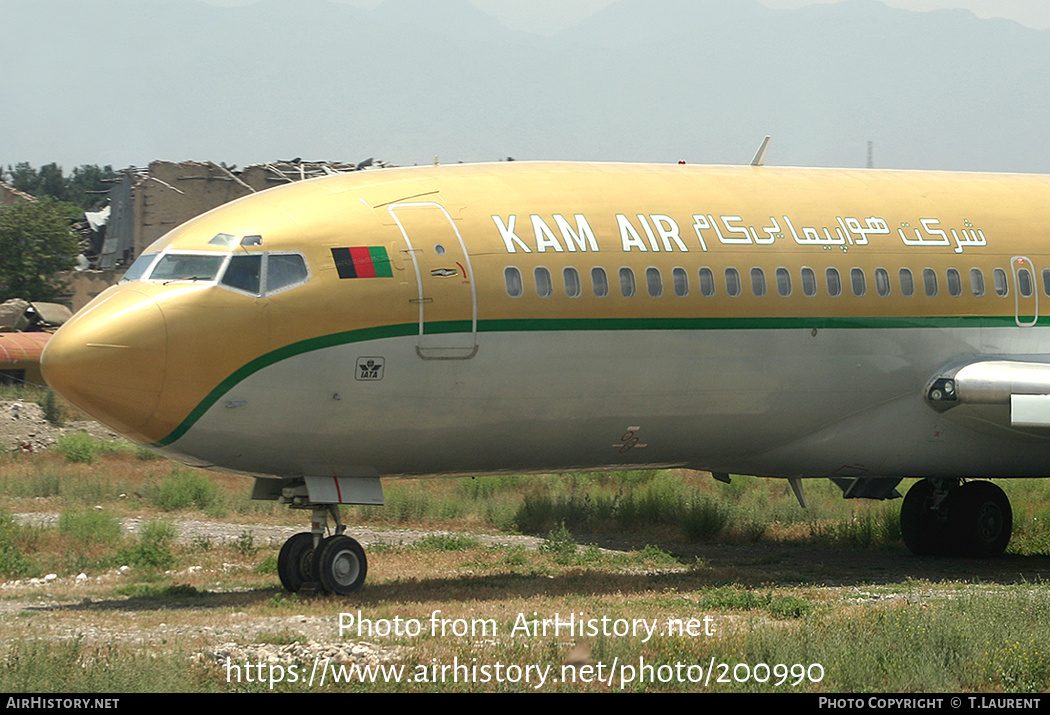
[150,313,1032,447]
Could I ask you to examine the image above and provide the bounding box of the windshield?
[147,253,226,283]
[119,252,159,283]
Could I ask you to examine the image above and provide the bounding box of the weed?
[233,531,258,556]
[633,544,679,567]
[117,520,177,570]
[682,493,729,540]
[0,511,32,578]
[768,596,814,619]
[540,522,578,563]
[497,546,530,567]
[411,533,480,551]
[57,509,122,547]
[255,553,278,574]
[152,469,221,513]
[0,523,31,578]
[39,389,62,426]
[699,586,770,611]
[54,433,99,464]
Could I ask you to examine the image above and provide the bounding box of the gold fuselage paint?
[41,162,1050,458]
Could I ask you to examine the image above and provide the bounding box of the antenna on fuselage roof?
[750,135,771,167]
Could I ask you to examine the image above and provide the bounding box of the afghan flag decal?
[331,246,393,278]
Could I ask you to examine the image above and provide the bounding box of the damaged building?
[66,158,384,310]
[0,180,35,206]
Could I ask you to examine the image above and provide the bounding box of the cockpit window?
[221,254,262,295]
[148,253,225,282]
[266,254,308,294]
[120,252,159,282]
[217,252,309,297]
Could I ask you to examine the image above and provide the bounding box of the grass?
[0,435,1049,691]
[0,639,207,692]
[0,435,1047,556]
[3,546,1041,693]
[0,515,1047,692]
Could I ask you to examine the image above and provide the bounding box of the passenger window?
[563,267,581,298]
[946,268,962,297]
[672,267,689,297]
[874,268,890,297]
[699,268,716,297]
[826,268,841,297]
[994,268,1009,297]
[899,268,915,297]
[801,267,817,297]
[221,254,262,294]
[750,267,766,297]
[850,268,866,297]
[646,267,663,297]
[776,267,791,297]
[725,268,741,297]
[1043,268,1050,296]
[504,267,523,297]
[923,268,938,297]
[535,267,552,298]
[619,267,636,297]
[971,268,985,297]
[1018,267,1034,297]
[592,267,609,297]
[266,253,309,294]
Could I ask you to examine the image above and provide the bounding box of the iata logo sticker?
[356,357,385,381]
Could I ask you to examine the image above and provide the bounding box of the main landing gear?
[276,504,368,595]
[900,478,1012,557]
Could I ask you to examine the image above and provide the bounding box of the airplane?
[39,157,1050,595]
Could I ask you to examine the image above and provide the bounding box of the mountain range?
[1,0,1047,172]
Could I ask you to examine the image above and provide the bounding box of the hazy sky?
[201,0,1050,31]
[6,0,1047,170]
[474,0,1050,32]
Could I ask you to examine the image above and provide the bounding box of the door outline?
[1011,256,1038,327]
[388,202,478,359]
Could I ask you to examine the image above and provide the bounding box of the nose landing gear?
[901,478,1012,558]
[277,504,368,595]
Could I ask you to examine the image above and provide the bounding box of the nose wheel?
[314,535,367,595]
[277,532,318,592]
[276,505,368,595]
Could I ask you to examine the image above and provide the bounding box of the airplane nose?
[41,289,167,439]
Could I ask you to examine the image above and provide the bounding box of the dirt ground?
[0,400,120,453]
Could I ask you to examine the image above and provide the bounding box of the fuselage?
[40,161,1050,484]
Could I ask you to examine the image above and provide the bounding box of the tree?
[3,163,118,210]
[5,162,40,196]
[0,199,80,302]
[68,164,117,209]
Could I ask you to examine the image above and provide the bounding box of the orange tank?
[0,332,49,385]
